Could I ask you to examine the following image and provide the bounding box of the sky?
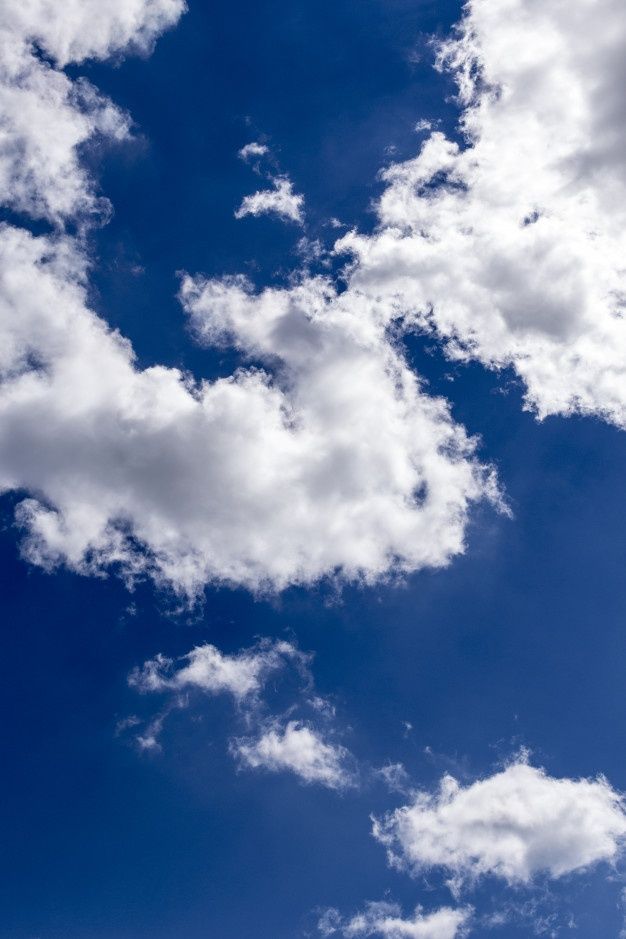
[1,1,626,937]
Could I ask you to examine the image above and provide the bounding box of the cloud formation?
[373,759,626,887]
[235,175,305,223]
[129,636,354,788]
[339,0,626,426]
[232,719,354,790]
[0,0,507,597]
[319,902,470,939]
[129,638,307,702]
[0,0,184,224]
[238,140,269,161]
[1,0,624,598]
[0,222,499,596]
[3,0,186,67]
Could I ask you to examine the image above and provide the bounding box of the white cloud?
[135,713,167,752]
[232,720,354,789]
[235,175,304,223]
[337,0,626,427]
[0,0,504,598]
[376,762,412,795]
[0,0,515,601]
[129,638,306,702]
[0,222,499,596]
[3,0,624,597]
[0,42,128,225]
[2,0,186,67]
[373,759,626,887]
[0,0,184,224]
[319,902,471,939]
[238,141,269,161]
[127,635,351,778]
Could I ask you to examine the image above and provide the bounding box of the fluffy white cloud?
[0,41,129,224]
[3,0,624,596]
[373,759,626,887]
[1,0,185,67]
[0,0,505,596]
[0,0,184,223]
[319,902,470,939]
[232,720,354,789]
[339,0,626,427]
[0,221,499,595]
[129,638,306,702]
[235,175,304,223]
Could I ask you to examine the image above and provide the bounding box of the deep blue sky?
[2,1,626,936]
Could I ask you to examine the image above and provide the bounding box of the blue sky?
[2,1,626,937]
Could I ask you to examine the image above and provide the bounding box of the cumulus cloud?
[235,175,304,223]
[232,720,354,789]
[2,0,185,67]
[373,759,626,888]
[338,0,626,427]
[0,0,512,599]
[0,0,184,224]
[319,902,470,939]
[0,220,499,596]
[2,0,623,598]
[0,41,128,225]
[0,0,504,598]
[129,638,307,702]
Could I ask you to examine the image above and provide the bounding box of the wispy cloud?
[238,140,269,161]
[127,636,355,789]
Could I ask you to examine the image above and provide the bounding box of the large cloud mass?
[0,0,624,592]
[373,760,626,887]
[0,0,502,596]
[341,0,626,426]
[0,230,497,595]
